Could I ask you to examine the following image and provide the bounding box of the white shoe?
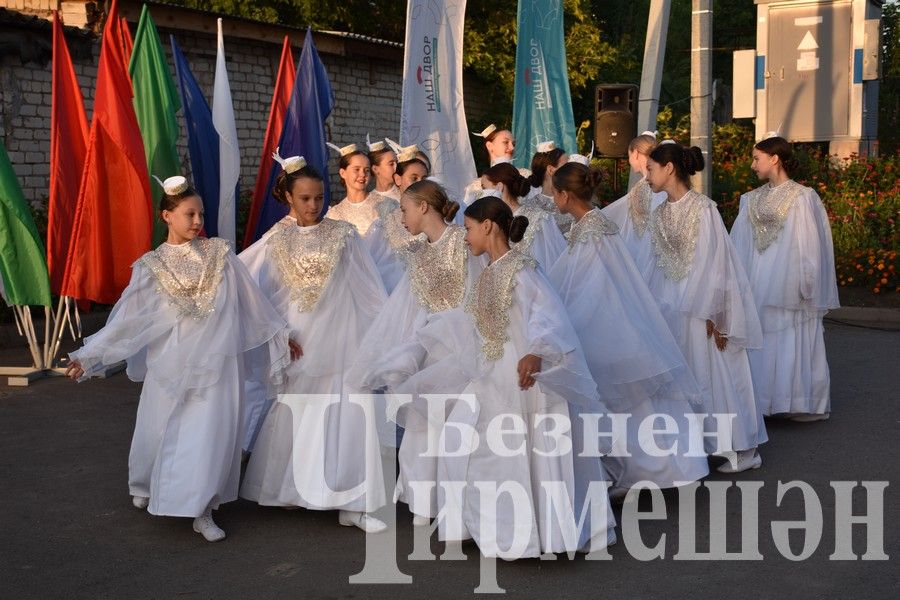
[790,412,829,422]
[717,449,762,473]
[132,495,149,509]
[192,511,226,542]
[339,510,387,533]
[412,515,431,527]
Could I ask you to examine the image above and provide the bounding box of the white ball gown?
[69,238,291,518]
[238,216,387,513]
[601,178,667,277]
[644,191,768,455]
[549,208,710,489]
[730,180,839,416]
[387,249,617,559]
[349,224,484,522]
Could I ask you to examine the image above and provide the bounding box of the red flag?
[242,36,295,249]
[61,0,152,304]
[47,11,89,295]
[119,16,133,59]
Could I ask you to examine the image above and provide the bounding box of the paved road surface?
[1,321,897,599]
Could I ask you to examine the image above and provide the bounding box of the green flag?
[511,1,577,168]
[129,5,181,245]
[0,141,51,307]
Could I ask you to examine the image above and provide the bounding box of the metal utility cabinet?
[734,0,883,157]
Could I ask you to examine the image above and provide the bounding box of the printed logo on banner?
[417,36,442,113]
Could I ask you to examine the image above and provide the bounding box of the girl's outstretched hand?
[65,360,84,380]
[517,354,541,390]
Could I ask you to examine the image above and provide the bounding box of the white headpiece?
[152,174,189,195]
[326,142,359,157]
[567,142,594,166]
[397,144,419,163]
[490,156,512,166]
[472,124,497,138]
[640,130,659,139]
[535,140,557,153]
[384,137,402,153]
[762,121,784,141]
[271,147,306,174]
[659,139,677,146]
[366,134,387,153]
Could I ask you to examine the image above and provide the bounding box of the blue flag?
[511,1,577,167]
[170,35,221,236]
[251,28,335,241]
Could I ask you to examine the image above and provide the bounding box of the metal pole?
[690,0,712,195]
[631,0,672,189]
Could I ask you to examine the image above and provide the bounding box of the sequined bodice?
[566,208,619,252]
[465,250,535,361]
[375,198,414,253]
[404,225,468,314]
[627,179,653,237]
[521,192,574,234]
[138,237,230,319]
[649,191,708,281]
[269,217,354,312]
[326,192,383,236]
[511,205,550,256]
[746,180,803,252]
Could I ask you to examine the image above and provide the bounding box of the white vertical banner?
[213,18,240,245]
[400,0,476,202]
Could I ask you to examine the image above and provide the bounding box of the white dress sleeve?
[514,266,601,410]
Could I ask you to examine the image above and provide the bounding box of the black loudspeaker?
[594,84,638,158]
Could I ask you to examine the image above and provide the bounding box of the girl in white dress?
[405,195,615,559]
[350,179,485,526]
[324,143,380,236]
[524,141,574,234]
[481,162,567,271]
[730,136,839,420]
[548,162,709,496]
[602,132,668,276]
[239,156,389,533]
[462,124,517,207]
[366,149,430,293]
[66,176,293,542]
[367,136,400,201]
[644,143,768,473]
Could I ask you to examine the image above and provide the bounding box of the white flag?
[400,0,476,202]
[213,18,240,245]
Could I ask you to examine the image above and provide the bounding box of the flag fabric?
[47,11,89,295]
[399,0,476,202]
[243,35,295,249]
[119,16,134,59]
[170,35,220,236]
[511,0,577,167]
[212,18,240,246]
[249,28,334,241]
[0,141,52,307]
[61,0,153,304]
[129,5,181,246]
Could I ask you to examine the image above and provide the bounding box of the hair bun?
[683,146,705,175]
[509,215,529,244]
[443,200,460,221]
